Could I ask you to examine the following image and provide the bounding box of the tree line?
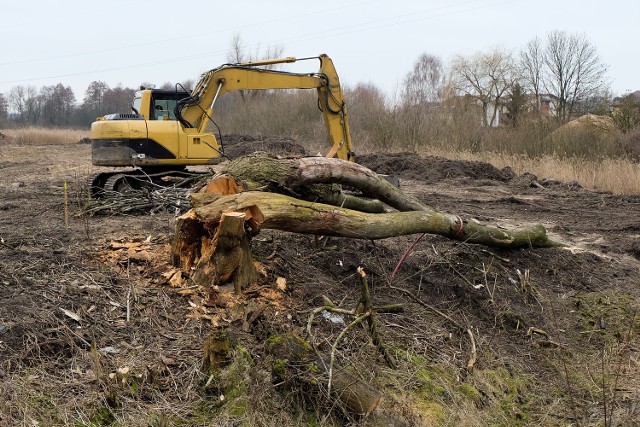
[0,81,136,128]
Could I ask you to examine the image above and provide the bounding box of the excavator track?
[89,169,209,198]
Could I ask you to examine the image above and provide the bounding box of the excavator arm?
[176,54,355,161]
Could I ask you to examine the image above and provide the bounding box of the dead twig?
[358,267,396,369]
[466,328,477,373]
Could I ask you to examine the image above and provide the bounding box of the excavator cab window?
[150,90,189,121]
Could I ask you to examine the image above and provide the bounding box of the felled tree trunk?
[215,153,563,247]
[185,191,563,248]
[172,153,563,292]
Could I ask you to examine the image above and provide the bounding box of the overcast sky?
[1,0,637,102]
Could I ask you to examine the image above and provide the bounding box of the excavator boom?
[178,54,353,161]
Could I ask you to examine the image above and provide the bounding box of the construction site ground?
[1,137,639,426]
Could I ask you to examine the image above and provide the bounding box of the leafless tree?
[541,30,609,121]
[180,79,195,92]
[520,37,543,112]
[8,86,26,122]
[345,82,393,145]
[402,53,444,105]
[226,33,284,65]
[23,86,41,124]
[611,92,640,133]
[40,84,75,126]
[83,81,109,115]
[226,33,285,102]
[0,93,7,122]
[102,85,136,114]
[398,53,445,145]
[450,48,515,127]
[227,33,245,64]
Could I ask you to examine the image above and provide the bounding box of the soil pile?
[221,134,308,159]
[358,152,516,183]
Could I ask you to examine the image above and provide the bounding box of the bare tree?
[520,37,544,112]
[450,48,515,127]
[612,93,640,133]
[227,33,245,64]
[346,82,392,145]
[398,53,445,145]
[8,86,26,122]
[102,85,136,114]
[402,53,444,105]
[0,93,7,123]
[226,33,285,101]
[83,81,109,115]
[226,33,284,65]
[40,84,75,126]
[24,86,41,125]
[180,79,195,92]
[542,30,609,122]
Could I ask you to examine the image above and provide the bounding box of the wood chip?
[60,308,81,322]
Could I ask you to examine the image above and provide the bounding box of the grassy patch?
[2,126,88,146]
[387,353,536,426]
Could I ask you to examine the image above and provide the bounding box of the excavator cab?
[92,87,223,169]
[131,88,188,121]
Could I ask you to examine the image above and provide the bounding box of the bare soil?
[1,139,639,426]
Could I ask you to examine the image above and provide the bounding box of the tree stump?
[173,210,258,294]
[203,328,234,375]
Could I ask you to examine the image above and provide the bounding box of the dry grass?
[1,127,88,146]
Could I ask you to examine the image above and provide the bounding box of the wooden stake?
[63,180,69,228]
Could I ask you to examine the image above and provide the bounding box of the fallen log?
[220,152,426,212]
[184,191,563,248]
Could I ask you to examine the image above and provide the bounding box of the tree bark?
[221,152,426,212]
[185,191,563,248]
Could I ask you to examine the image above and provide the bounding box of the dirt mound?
[549,114,618,146]
[358,152,516,183]
[552,114,616,135]
[220,134,308,159]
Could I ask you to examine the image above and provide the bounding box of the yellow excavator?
[90,54,354,195]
